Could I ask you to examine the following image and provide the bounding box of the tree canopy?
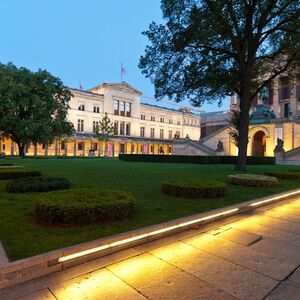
[0,63,74,156]
[140,0,300,170]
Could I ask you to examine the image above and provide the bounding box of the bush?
[0,163,13,166]
[6,176,70,193]
[35,188,135,224]
[229,174,278,187]
[119,154,275,165]
[265,171,300,180]
[162,179,226,198]
[0,169,41,180]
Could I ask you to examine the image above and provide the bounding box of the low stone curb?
[0,188,299,289]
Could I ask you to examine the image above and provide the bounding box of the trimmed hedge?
[229,174,278,187]
[265,171,300,180]
[35,188,135,224]
[6,176,70,193]
[0,169,41,180]
[0,163,13,166]
[119,154,275,165]
[162,179,226,198]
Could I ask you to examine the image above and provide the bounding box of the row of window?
[114,100,131,117]
[140,127,180,139]
[78,104,101,114]
[114,121,131,136]
[141,114,182,125]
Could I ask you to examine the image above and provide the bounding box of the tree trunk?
[234,90,252,171]
[17,143,26,158]
[34,143,38,156]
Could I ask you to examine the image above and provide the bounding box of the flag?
[121,64,126,75]
[79,82,83,90]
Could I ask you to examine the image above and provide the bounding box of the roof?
[69,88,104,98]
[200,110,230,122]
[141,102,199,116]
[89,81,143,95]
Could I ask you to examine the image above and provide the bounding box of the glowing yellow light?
[250,190,300,207]
[58,208,239,263]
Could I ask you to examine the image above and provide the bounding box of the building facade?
[0,82,201,157]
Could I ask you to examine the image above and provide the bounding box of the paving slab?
[250,237,300,263]
[18,289,56,300]
[288,266,300,285]
[265,281,300,300]
[262,209,300,223]
[108,253,236,300]
[150,241,277,300]
[183,233,297,280]
[210,227,262,246]
[50,268,146,300]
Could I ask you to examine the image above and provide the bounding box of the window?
[169,119,173,124]
[114,121,119,134]
[150,128,155,138]
[160,117,164,123]
[177,120,181,125]
[284,103,291,118]
[114,100,119,115]
[168,130,173,140]
[77,119,84,132]
[126,123,131,135]
[42,144,46,150]
[279,87,291,101]
[120,101,125,116]
[151,116,155,121]
[141,114,145,120]
[78,142,83,151]
[93,143,98,151]
[168,146,172,154]
[93,121,99,133]
[160,129,164,139]
[140,126,145,137]
[78,104,85,111]
[60,141,65,150]
[93,106,100,113]
[175,131,180,138]
[126,103,131,117]
[120,121,125,135]
[150,145,154,153]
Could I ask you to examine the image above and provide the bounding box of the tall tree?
[139,0,300,170]
[95,113,115,156]
[0,63,74,157]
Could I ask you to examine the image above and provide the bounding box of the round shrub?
[0,169,41,180]
[35,188,135,225]
[229,174,278,187]
[6,176,70,193]
[265,171,300,180]
[162,179,226,198]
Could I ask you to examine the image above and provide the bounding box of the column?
[82,140,85,157]
[45,144,48,156]
[64,141,68,156]
[73,140,77,157]
[11,141,14,156]
[55,141,58,156]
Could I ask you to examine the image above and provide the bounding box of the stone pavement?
[2,197,300,299]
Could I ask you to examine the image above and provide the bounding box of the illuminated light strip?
[58,208,239,263]
[250,190,300,207]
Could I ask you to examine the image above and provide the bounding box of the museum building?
[0,82,201,157]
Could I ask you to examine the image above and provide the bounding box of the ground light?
[58,189,300,264]
[58,208,239,263]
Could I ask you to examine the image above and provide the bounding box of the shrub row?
[6,176,70,193]
[0,169,41,180]
[0,163,13,166]
[229,174,278,187]
[162,179,226,198]
[35,188,135,224]
[265,171,300,180]
[119,154,275,165]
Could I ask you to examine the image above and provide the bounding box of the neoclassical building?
[0,82,201,157]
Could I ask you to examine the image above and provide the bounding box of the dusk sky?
[0,0,229,112]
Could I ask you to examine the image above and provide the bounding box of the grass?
[0,158,299,261]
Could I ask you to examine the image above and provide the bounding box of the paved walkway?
[2,196,300,299]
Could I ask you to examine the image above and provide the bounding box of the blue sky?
[0,0,229,112]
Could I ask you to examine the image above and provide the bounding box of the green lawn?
[0,158,299,261]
